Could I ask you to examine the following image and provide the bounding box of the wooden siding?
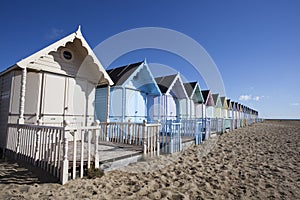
[8,70,22,124]
[27,39,85,77]
[95,87,108,122]
[0,71,13,148]
[125,88,147,123]
[109,88,123,122]
[8,71,97,127]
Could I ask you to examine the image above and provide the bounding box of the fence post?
[156,120,160,156]
[143,120,147,155]
[34,121,41,166]
[128,119,131,144]
[94,120,100,169]
[15,125,21,160]
[61,120,69,185]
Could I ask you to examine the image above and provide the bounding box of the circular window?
[61,48,74,61]
[63,51,72,60]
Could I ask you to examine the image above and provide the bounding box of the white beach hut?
[183,82,204,119]
[0,27,113,153]
[154,74,188,121]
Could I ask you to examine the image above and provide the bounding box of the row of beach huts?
[0,27,262,184]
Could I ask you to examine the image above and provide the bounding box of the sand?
[0,120,299,199]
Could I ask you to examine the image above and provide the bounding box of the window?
[61,48,74,61]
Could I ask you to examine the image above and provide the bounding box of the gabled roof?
[201,90,215,106]
[183,82,204,103]
[107,60,161,95]
[155,74,178,94]
[201,90,209,102]
[212,94,222,108]
[183,82,197,97]
[1,26,113,85]
[220,96,228,109]
[106,61,143,85]
[231,101,236,110]
[212,94,218,103]
[155,73,188,98]
[227,99,232,109]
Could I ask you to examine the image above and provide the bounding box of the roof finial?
[76,25,82,36]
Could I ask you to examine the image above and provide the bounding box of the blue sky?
[1,0,299,119]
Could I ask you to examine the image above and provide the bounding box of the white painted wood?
[18,67,27,124]
[80,130,84,178]
[42,73,65,115]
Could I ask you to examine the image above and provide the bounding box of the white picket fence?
[5,121,160,184]
[5,117,262,184]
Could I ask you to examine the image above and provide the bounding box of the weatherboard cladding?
[183,82,204,118]
[154,74,189,120]
[97,61,161,122]
[0,72,13,148]
[0,27,113,139]
[95,87,108,122]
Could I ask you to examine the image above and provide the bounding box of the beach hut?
[154,74,188,121]
[202,90,215,119]
[182,82,204,144]
[230,101,237,129]
[211,94,222,133]
[200,90,215,119]
[183,82,204,119]
[222,98,232,131]
[212,94,222,118]
[220,97,229,118]
[200,90,215,139]
[0,27,113,153]
[227,99,232,119]
[238,104,242,126]
[95,61,161,123]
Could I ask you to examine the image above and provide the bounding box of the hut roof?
[155,74,188,99]
[201,90,215,106]
[1,26,113,85]
[183,82,204,103]
[155,74,178,94]
[107,61,143,85]
[106,61,161,95]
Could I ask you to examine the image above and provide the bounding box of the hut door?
[65,78,95,126]
[41,73,66,126]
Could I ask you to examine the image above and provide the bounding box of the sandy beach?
[0,120,299,199]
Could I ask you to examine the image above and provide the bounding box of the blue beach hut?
[95,61,161,123]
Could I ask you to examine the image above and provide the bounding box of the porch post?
[105,85,110,140]
[143,120,147,155]
[18,67,27,124]
[61,120,69,185]
[122,87,126,122]
[94,120,100,169]
[16,67,27,158]
[106,85,110,122]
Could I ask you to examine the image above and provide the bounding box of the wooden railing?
[5,118,262,184]
[179,119,202,145]
[160,121,182,154]
[99,121,160,155]
[6,124,65,181]
[5,121,160,185]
